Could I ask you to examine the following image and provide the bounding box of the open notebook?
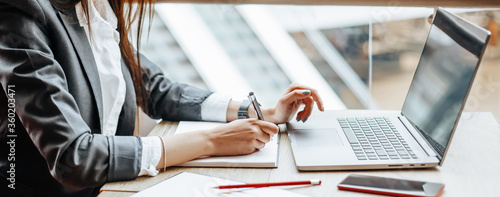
[174,121,280,168]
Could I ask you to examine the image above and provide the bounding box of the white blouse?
[75,0,230,176]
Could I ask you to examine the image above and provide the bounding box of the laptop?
[287,8,491,171]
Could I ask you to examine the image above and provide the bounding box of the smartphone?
[338,174,445,197]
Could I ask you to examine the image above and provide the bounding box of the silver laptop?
[287,8,490,171]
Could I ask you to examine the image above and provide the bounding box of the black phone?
[338,174,445,197]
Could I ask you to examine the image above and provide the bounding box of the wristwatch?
[238,100,250,119]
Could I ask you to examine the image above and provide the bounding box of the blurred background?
[132,5,500,125]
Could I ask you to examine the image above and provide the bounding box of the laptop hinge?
[398,116,441,159]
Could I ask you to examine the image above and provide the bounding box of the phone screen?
[338,174,444,197]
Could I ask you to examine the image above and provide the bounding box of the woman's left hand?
[262,83,324,124]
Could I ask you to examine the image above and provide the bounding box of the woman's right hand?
[205,119,279,156]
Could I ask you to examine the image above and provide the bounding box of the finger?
[298,97,314,122]
[254,140,266,150]
[256,131,271,143]
[296,111,304,122]
[254,120,279,135]
[281,89,313,106]
[285,83,324,111]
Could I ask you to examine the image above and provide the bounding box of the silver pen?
[248,92,264,121]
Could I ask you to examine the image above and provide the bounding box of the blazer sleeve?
[139,54,213,121]
[0,2,141,190]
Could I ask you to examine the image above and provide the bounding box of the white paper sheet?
[132,172,309,197]
[174,121,279,167]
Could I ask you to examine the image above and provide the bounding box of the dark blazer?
[0,0,212,196]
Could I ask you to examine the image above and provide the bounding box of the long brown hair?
[109,0,155,110]
[52,0,155,110]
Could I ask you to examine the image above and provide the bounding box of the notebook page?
[174,121,279,167]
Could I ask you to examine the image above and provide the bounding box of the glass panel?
[136,10,209,90]
[290,32,364,108]
[194,4,292,106]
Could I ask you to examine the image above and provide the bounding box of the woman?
[0,0,324,196]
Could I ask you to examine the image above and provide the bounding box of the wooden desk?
[99,112,500,197]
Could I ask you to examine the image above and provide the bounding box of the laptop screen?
[401,9,489,160]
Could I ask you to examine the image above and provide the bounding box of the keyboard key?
[397,150,408,155]
[401,155,411,159]
[366,153,377,157]
[393,145,403,149]
[390,155,400,159]
[375,149,387,156]
[365,149,375,153]
[379,156,389,160]
[355,153,365,157]
[347,118,357,122]
[357,156,368,160]
[387,151,398,156]
[368,157,378,160]
[410,155,418,159]
[354,150,364,154]
[342,128,358,144]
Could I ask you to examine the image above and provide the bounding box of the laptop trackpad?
[293,129,344,147]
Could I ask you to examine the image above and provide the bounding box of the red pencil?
[215,179,322,189]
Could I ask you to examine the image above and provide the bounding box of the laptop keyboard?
[338,117,418,160]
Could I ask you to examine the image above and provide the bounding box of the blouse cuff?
[200,93,231,122]
[138,136,162,176]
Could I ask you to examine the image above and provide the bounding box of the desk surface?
[99,112,500,197]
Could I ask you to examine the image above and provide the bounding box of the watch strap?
[238,100,250,119]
